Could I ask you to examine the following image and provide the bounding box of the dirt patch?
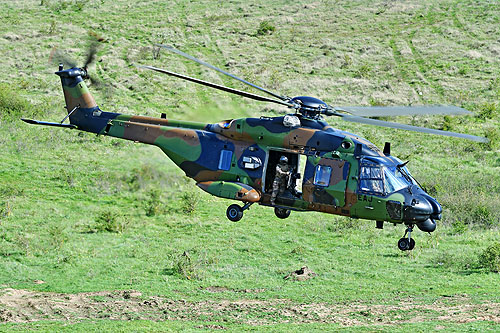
[203,286,265,293]
[0,288,499,326]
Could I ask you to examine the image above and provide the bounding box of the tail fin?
[56,66,98,114]
[55,65,118,133]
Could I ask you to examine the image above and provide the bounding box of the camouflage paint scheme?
[51,67,442,231]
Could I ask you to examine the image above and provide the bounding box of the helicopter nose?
[423,194,442,220]
[403,194,442,233]
[403,195,434,223]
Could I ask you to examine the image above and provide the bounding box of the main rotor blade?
[137,65,294,108]
[334,105,473,117]
[339,114,488,142]
[156,44,288,102]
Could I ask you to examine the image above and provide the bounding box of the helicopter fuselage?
[72,104,441,233]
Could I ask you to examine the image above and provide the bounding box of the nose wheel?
[226,202,253,222]
[398,225,415,251]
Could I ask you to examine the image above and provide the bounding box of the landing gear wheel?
[274,207,291,219]
[398,238,410,251]
[408,238,415,251]
[226,204,243,222]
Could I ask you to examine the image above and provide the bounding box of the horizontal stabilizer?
[21,118,77,129]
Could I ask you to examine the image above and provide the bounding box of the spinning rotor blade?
[137,65,295,107]
[334,105,473,117]
[49,47,77,68]
[338,114,488,142]
[156,44,288,102]
[83,41,99,69]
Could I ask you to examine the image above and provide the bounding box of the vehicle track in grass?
[0,288,498,327]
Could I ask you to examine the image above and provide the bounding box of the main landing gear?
[226,202,253,222]
[274,207,291,219]
[398,225,415,251]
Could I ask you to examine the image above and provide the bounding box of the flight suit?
[270,163,290,205]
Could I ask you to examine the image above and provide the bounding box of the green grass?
[0,0,500,330]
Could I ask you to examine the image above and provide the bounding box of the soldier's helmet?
[279,156,288,164]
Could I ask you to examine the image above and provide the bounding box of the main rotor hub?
[290,96,329,119]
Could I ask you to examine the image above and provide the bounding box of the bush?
[180,190,198,215]
[479,242,500,272]
[472,204,495,227]
[167,250,215,280]
[477,102,498,120]
[145,188,163,217]
[92,210,128,233]
[484,127,500,150]
[256,21,275,36]
[48,224,68,249]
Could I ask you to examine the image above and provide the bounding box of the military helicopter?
[23,44,487,251]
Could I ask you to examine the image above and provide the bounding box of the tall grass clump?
[165,250,215,280]
[145,188,163,217]
[180,190,198,215]
[256,21,275,35]
[0,84,31,120]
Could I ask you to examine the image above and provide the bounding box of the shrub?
[441,115,455,131]
[484,127,500,150]
[256,21,275,36]
[145,188,163,217]
[92,210,128,233]
[451,219,466,234]
[167,250,215,280]
[48,224,68,249]
[477,102,498,120]
[472,204,494,227]
[479,242,500,272]
[180,190,198,215]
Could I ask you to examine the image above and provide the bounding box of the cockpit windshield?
[359,163,415,195]
[384,166,414,193]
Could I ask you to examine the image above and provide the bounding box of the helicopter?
[22,44,488,251]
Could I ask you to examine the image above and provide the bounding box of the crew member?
[271,156,291,205]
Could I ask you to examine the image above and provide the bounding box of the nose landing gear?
[226,202,253,222]
[398,225,415,251]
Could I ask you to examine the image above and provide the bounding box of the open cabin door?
[301,155,350,207]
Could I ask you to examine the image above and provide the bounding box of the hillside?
[0,0,499,331]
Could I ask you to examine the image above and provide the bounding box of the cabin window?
[313,165,332,186]
[218,150,232,171]
[359,165,384,194]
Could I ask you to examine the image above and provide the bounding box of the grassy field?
[1,0,500,331]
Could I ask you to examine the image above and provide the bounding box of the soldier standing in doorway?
[270,156,291,205]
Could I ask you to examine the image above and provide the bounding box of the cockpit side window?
[313,165,332,186]
[359,165,384,194]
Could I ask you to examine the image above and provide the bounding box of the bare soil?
[0,288,499,327]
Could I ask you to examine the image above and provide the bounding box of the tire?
[398,238,410,251]
[226,204,243,222]
[408,238,415,251]
[274,207,291,219]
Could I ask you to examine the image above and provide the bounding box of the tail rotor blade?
[49,47,77,68]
